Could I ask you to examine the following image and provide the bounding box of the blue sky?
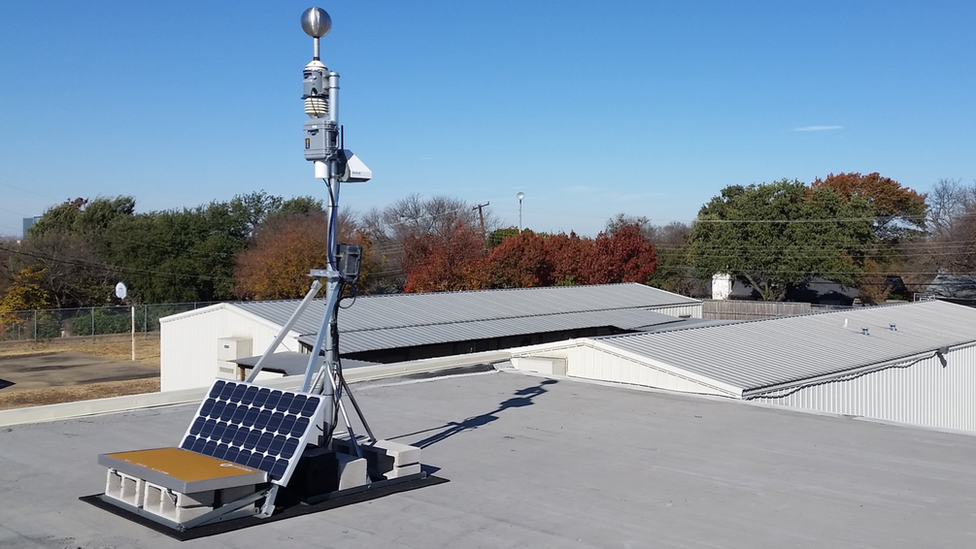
[2,1,975,238]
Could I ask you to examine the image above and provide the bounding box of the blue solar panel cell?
[253,388,270,407]
[254,409,272,430]
[180,379,325,485]
[271,459,288,479]
[279,415,296,436]
[267,412,284,433]
[265,390,282,410]
[219,383,236,400]
[233,428,249,446]
[281,438,298,460]
[288,395,307,415]
[191,437,206,453]
[221,425,237,444]
[212,443,228,460]
[244,429,261,448]
[219,404,236,422]
[293,417,310,438]
[256,432,274,453]
[300,398,318,417]
[200,398,216,418]
[232,405,247,424]
[260,455,277,474]
[269,435,285,455]
[242,386,258,405]
[243,406,258,425]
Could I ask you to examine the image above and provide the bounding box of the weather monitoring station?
[86,8,430,538]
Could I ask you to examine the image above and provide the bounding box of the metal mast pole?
[297,8,373,446]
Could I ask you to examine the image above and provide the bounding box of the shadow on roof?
[391,379,559,449]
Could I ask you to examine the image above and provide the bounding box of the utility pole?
[473,202,489,248]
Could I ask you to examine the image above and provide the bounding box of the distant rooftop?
[2,370,973,547]
[164,283,701,355]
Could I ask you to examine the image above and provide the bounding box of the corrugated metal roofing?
[593,300,976,395]
[231,283,699,354]
[306,308,687,353]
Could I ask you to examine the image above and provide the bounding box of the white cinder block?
[336,453,368,490]
[105,471,145,508]
[105,470,122,500]
[371,439,421,468]
[176,489,215,507]
[383,462,422,480]
[219,485,256,504]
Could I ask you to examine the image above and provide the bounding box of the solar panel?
[179,379,325,485]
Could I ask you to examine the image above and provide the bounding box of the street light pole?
[517,192,525,233]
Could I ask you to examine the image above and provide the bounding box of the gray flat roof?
[2,371,975,548]
[596,300,976,394]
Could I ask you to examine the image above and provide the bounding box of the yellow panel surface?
[104,447,260,483]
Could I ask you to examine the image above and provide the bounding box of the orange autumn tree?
[234,212,369,299]
[811,172,926,242]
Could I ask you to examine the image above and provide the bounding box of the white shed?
[512,300,976,433]
[159,303,299,391]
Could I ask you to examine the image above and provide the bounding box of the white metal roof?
[228,283,699,354]
[590,300,976,396]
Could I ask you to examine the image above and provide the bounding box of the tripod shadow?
[393,379,558,449]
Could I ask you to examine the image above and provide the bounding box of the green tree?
[688,180,875,301]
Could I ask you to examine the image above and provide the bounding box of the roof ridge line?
[327,304,678,334]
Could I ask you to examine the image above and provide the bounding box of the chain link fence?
[0,302,218,343]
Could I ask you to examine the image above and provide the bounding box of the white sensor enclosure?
[340,150,372,183]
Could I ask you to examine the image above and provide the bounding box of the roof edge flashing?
[743,347,948,399]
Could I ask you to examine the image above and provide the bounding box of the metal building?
[511,300,976,433]
[160,283,701,391]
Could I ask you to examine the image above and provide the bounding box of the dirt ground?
[0,336,161,411]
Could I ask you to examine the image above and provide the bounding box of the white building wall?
[512,340,735,398]
[649,304,702,319]
[160,305,301,392]
[567,344,735,397]
[750,345,976,433]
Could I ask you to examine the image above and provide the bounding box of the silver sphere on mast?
[301,7,332,38]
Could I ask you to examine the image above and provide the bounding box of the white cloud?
[792,125,843,132]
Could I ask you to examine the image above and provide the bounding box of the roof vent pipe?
[861,327,869,336]
[889,323,897,331]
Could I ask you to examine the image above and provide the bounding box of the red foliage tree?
[588,224,657,284]
[403,221,487,293]
[484,231,551,288]
[542,232,593,285]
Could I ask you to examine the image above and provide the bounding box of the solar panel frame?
[179,379,325,486]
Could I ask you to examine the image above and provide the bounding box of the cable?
[339,284,358,309]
